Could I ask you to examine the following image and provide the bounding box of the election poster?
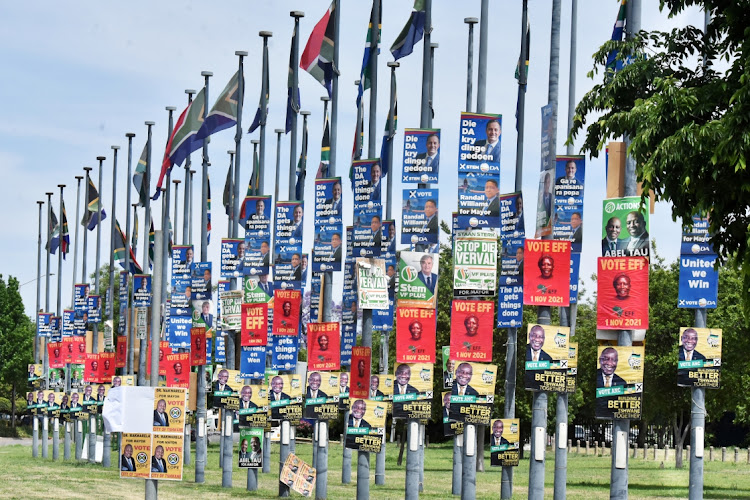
[681,215,714,255]
[280,453,316,497]
[171,245,194,279]
[595,345,644,420]
[274,201,304,287]
[540,104,554,171]
[211,368,240,408]
[499,192,525,275]
[85,353,102,383]
[48,342,63,368]
[569,253,581,304]
[677,327,721,388]
[307,322,341,371]
[241,303,268,346]
[345,397,388,452]
[243,275,274,304]
[456,172,501,230]
[351,159,383,257]
[152,387,187,434]
[120,433,152,479]
[678,254,718,309]
[100,352,115,382]
[356,257,389,310]
[453,229,498,296]
[523,239,571,307]
[238,428,264,469]
[489,418,520,467]
[268,373,303,423]
[534,168,555,238]
[191,262,212,301]
[392,363,433,420]
[304,371,340,421]
[457,112,502,172]
[116,336,127,369]
[221,238,245,279]
[164,353,189,388]
[150,433,183,480]
[497,276,523,328]
[402,128,441,183]
[337,370,351,411]
[442,346,454,390]
[552,156,585,252]
[601,196,650,258]
[242,195,273,276]
[219,289,243,331]
[273,289,301,335]
[449,362,497,425]
[396,307,437,363]
[567,342,579,394]
[238,383,269,428]
[133,274,152,307]
[350,347,371,400]
[313,178,343,272]
[271,335,299,371]
[441,391,463,437]
[190,328,207,366]
[401,188,440,245]
[396,251,438,309]
[597,257,649,330]
[450,300,495,363]
[524,324,569,392]
[239,346,266,380]
[369,373,393,403]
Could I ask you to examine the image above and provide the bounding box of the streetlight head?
[75,175,84,180]
[96,156,106,161]
[111,145,120,150]
[290,11,305,18]
[387,62,400,68]
[259,31,273,37]
[201,71,213,77]
[45,192,54,196]
[228,150,235,155]
[431,43,439,49]
[58,184,66,188]
[189,170,196,175]
[185,89,196,95]
[83,167,92,172]
[166,106,176,112]
[145,121,155,126]
[300,110,311,116]
[235,50,248,57]
[354,80,361,86]
[125,132,136,138]
[275,129,285,134]
[251,139,260,145]
[321,96,330,102]
[465,17,479,24]
[173,179,181,185]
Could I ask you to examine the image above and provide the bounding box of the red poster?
[116,336,127,368]
[72,337,86,364]
[62,337,74,364]
[272,289,302,335]
[449,300,495,362]
[523,239,571,306]
[396,308,437,363]
[48,342,64,368]
[84,353,101,383]
[165,353,190,388]
[597,257,649,330]
[147,341,173,376]
[100,352,115,383]
[242,303,268,346]
[191,328,207,366]
[307,322,341,371]
[350,347,371,399]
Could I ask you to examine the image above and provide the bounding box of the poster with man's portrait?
[489,418,520,467]
[402,128,441,183]
[523,324,569,392]
[677,327,721,388]
[345,397,387,452]
[304,371,340,421]
[392,363,433,420]
[449,362,497,425]
[595,345,644,420]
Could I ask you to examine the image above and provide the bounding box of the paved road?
[0,437,32,446]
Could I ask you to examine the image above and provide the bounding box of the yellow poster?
[153,387,187,434]
[120,433,151,478]
[150,433,183,481]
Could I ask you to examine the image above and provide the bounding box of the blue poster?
[457,172,500,230]
[220,238,245,279]
[500,192,525,275]
[215,335,226,364]
[401,188,439,245]
[133,274,152,307]
[62,310,75,337]
[240,346,266,379]
[457,112,502,173]
[678,254,719,309]
[37,312,51,337]
[497,277,523,328]
[273,201,304,288]
[50,316,61,342]
[313,178,344,272]
[351,159,382,257]
[74,284,89,314]
[271,335,299,371]
[242,195,273,276]
[681,215,714,255]
[206,337,213,365]
[171,245,194,279]
[402,129,441,183]
[552,156,585,252]
[192,262,212,301]
[87,295,101,323]
[170,277,192,315]
[168,316,192,350]
[569,253,581,304]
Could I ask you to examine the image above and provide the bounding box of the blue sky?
[0,1,706,318]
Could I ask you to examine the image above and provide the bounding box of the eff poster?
[597,257,649,330]
[522,239,571,306]
[449,300,494,363]
[396,307,437,363]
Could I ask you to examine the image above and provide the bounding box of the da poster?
[241,195,273,275]
[678,254,718,309]
[191,262,212,301]
[150,433,183,480]
[401,188,440,245]
[307,322,341,371]
[133,274,152,307]
[523,239,571,306]
[681,215,714,255]
[524,324,569,392]
[457,112,502,172]
[392,363,433,420]
[241,303,268,346]
[120,433,152,478]
[595,345,644,420]
[220,238,244,279]
[350,347,371,400]
[597,257,649,330]
[268,374,303,423]
[152,387,187,434]
[497,276,523,328]
[567,342,579,393]
[304,371,340,420]
[238,383,269,428]
[678,327,721,388]
[489,418,520,467]
[402,128,441,183]
[345,397,388,452]
[453,229,498,297]
[441,391,464,437]
[456,172,501,230]
[601,196,650,258]
[396,251,439,309]
[449,362,497,425]
[552,156,585,252]
[238,427,264,469]
[356,257,389,310]
[449,300,494,363]
[396,307,437,363]
[499,192,525,275]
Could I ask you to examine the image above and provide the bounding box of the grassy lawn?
[1,439,749,499]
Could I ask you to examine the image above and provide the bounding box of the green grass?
[1,439,749,499]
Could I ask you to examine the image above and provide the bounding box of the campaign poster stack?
[340,226,357,367]
[678,215,719,309]
[280,453,316,497]
[497,192,524,328]
[168,245,194,349]
[373,219,397,332]
[551,156,585,304]
[274,201,305,289]
[456,112,501,230]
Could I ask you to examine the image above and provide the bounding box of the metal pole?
[330,0,340,173]
[173,179,181,244]
[464,18,478,112]
[189,170,195,245]
[43,191,53,460]
[93,155,105,354]
[138,122,154,387]
[71,176,83,308]
[124,134,135,374]
[64,420,71,461]
[258,31,272,194]
[419,0,431,126]
[690,310,706,499]
[288,11,304,200]
[183,90,195,246]
[34,200,43,363]
[161,107,175,312]
[53,184,65,461]
[476,0,489,112]
[427,43,437,129]
[195,70,212,485]
[146,229,164,500]
[279,420,291,497]
[129,202,138,376]
[82,168,92,285]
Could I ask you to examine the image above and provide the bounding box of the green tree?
[570,0,750,308]
[0,275,34,427]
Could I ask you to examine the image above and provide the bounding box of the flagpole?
[129,201,138,375]
[103,147,119,470]
[476,0,489,112]
[427,42,437,128]
[464,18,478,113]
[139,121,154,387]
[183,90,195,246]
[329,0,341,175]
[124,134,135,374]
[35,200,44,365]
[195,69,212,485]
[173,179,181,244]
[161,106,176,313]
[419,0,431,127]
[248,139,260,497]
[71,176,84,308]
[289,12,304,202]
[61,187,71,460]
[259,32,272,195]
[54,183,65,461]
[189,169,195,245]
[42,190,53,461]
